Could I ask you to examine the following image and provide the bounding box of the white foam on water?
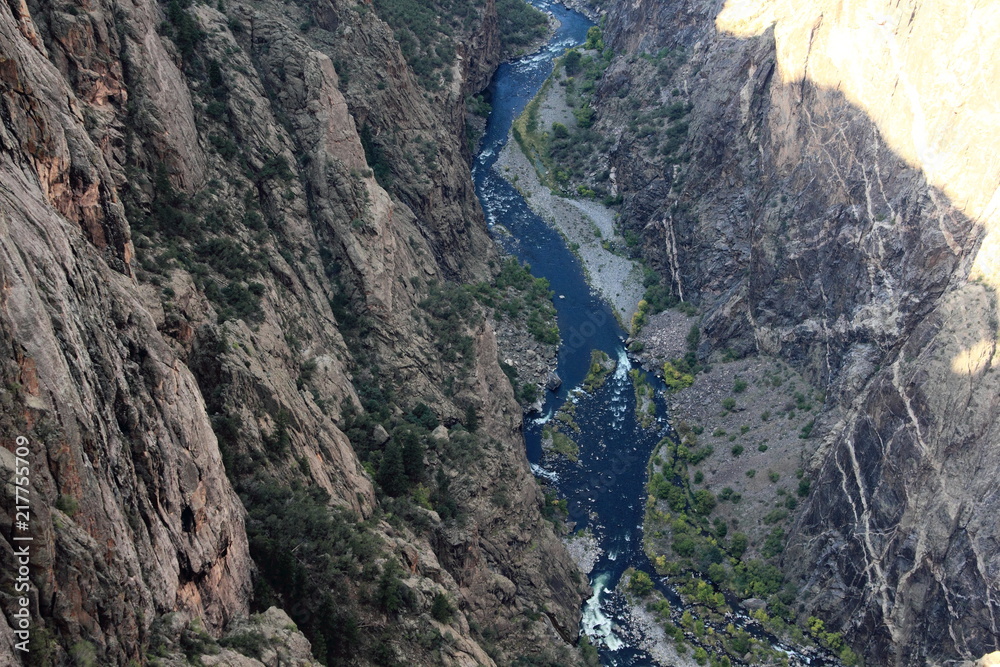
[530,463,559,482]
[613,346,632,381]
[581,572,624,651]
[532,408,554,425]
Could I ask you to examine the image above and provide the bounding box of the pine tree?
[377,440,407,496]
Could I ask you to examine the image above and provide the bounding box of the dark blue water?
[472,5,668,664]
[471,6,843,666]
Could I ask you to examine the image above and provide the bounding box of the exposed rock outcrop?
[0,0,585,664]
[594,0,1000,663]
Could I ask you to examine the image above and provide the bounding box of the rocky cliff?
[594,0,1000,663]
[0,0,585,664]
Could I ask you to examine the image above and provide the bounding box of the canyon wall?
[597,0,1000,663]
[0,0,584,663]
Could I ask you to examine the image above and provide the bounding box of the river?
[471,4,846,667]
[472,3,670,664]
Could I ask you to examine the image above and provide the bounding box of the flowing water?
[472,4,838,665]
[472,4,668,664]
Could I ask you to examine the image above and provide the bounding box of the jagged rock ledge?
[493,313,559,409]
[562,530,602,576]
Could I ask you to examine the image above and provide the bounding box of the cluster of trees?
[421,259,559,370]
[374,0,546,88]
[641,405,840,663]
[468,257,559,345]
[546,43,615,193]
[497,0,549,55]
[372,0,470,88]
[419,281,479,366]
[131,9,304,326]
[130,162,276,323]
[242,480,379,664]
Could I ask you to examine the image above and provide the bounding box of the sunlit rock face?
[598,0,1000,663]
[716,0,1000,285]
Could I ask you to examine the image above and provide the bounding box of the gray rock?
[373,423,391,445]
[545,371,563,391]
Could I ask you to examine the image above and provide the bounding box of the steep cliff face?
[596,0,1000,663]
[0,0,253,659]
[0,0,584,663]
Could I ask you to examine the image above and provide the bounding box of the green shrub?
[263,410,291,459]
[376,559,414,614]
[548,429,580,461]
[431,592,455,623]
[692,489,716,515]
[663,361,694,390]
[761,527,785,558]
[376,440,408,496]
[734,559,783,597]
[627,570,654,596]
[763,508,788,524]
[564,49,582,76]
[466,94,492,117]
[220,632,268,659]
[209,133,238,158]
[255,154,292,183]
[55,494,79,517]
[729,533,749,559]
[497,0,548,52]
[584,26,604,50]
[164,0,204,65]
[360,125,392,186]
[518,382,539,403]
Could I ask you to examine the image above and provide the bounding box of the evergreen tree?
[377,440,407,496]
[397,427,426,484]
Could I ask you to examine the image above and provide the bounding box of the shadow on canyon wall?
[600,0,1000,663]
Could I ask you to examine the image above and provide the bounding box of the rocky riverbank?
[493,312,560,408]
[496,134,644,325]
[621,600,700,667]
[628,309,696,371]
[563,530,603,576]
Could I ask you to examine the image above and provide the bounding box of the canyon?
[0,0,584,663]
[591,0,1000,664]
[1,0,998,664]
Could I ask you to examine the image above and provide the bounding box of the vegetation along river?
[472,2,842,665]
